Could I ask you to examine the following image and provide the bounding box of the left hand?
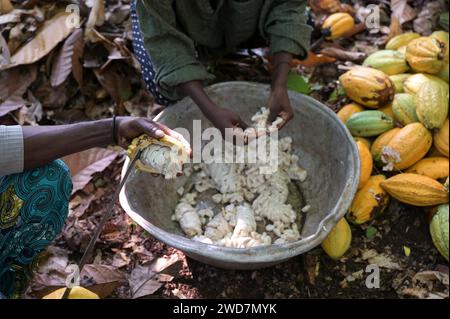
[267,87,294,129]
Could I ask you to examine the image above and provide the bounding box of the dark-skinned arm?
[22,117,169,171]
[179,81,248,135]
[267,52,294,128]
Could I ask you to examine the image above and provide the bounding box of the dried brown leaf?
[80,264,126,298]
[72,29,85,87]
[50,28,83,87]
[63,148,121,194]
[129,254,182,299]
[1,12,74,70]
[320,47,366,62]
[85,0,105,42]
[391,0,417,24]
[0,32,11,65]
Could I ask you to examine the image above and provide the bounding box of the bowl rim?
[119,81,360,264]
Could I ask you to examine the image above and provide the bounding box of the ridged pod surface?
[389,73,411,93]
[430,204,449,261]
[406,157,449,180]
[392,93,418,126]
[403,73,448,95]
[415,80,448,130]
[339,67,395,108]
[386,33,421,50]
[322,13,355,40]
[381,122,432,171]
[347,175,389,225]
[437,63,449,83]
[356,141,373,189]
[354,137,372,149]
[363,50,409,75]
[434,118,449,157]
[381,173,449,206]
[371,128,401,164]
[321,218,352,260]
[406,37,446,74]
[337,103,364,123]
[430,31,449,63]
[346,111,394,137]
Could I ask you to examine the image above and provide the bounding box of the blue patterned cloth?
[130,1,172,107]
[0,160,72,299]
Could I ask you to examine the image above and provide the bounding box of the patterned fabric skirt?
[130,1,172,107]
[0,160,72,299]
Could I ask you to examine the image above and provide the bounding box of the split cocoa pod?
[381,122,432,171]
[347,175,390,225]
[339,67,395,108]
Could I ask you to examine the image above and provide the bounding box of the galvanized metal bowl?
[119,82,360,269]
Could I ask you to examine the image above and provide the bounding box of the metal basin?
[119,82,360,269]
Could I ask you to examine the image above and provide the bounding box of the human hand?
[207,106,249,136]
[267,88,294,129]
[116,117,179,148]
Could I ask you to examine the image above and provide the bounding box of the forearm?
[271,52,293,90]
[22,119,114,170]
[179,81,217,118]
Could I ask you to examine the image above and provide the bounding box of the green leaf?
[328,85,346,102]
[287,72,310,94]
[440,12,449,31]
[366,226,378,240]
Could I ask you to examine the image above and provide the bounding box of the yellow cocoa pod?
[406,157,449,180]
[354,137,372,149]
[43,286,100,299]
[437,63,449,83]
[347,175,389,225]
[321,218,352,260]
[322,13,355,40]
[356,141,373,189]
[386,33,421,50]
[381,122,433,171]
[403,73,448,95]
[378,103,395,119]
[430,31,449,63]
[415,80,449,130]
[434,118,449,157]
[339,67,395,108]
[381,173,449,206]
[406,37,447,74]
[398,45,408,55]
[337,103,365,123]
[371,128,401,164]
[389,73,412,93]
